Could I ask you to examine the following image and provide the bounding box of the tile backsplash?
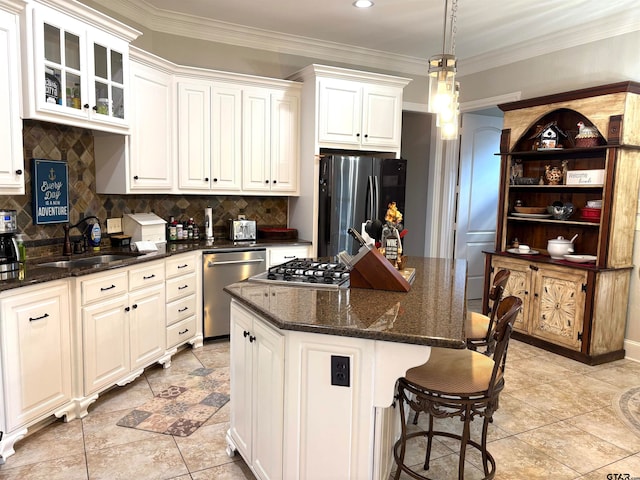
[1,120,288,257]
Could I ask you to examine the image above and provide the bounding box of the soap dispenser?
[89,222,102,251]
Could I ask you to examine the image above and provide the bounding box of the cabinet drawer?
[268,245,310,267]
[166,253,197,278]
[166,272,197,302]
[167,316,196,348]
[166,294,197,326]
[129,261,165,291]
[81,271,128,305]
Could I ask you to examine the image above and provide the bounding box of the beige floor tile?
[190,459,255,480]
[516,421,631,474]
[203,400,230,426]
[391,452,486,480]
[1,418,85,468]
[173,421,239,472]
[87,375,154,415]
[508,355,575,385]
[492,391,563,434]
[585,360,640,389]
[506,339,547,360]
[579,452,640,480]
[86,435,188,480]
[0,453,88,480]
[566,406,640,452]
[82,407,160,452]
[482,436,579,479]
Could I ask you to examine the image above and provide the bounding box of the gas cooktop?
[248,258,350,289]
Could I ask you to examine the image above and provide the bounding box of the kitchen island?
[223,256,467,480]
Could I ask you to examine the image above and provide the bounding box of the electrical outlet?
[331,355,350,387]
[106,217,123,234]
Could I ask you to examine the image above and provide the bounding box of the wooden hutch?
[484,82,640,364]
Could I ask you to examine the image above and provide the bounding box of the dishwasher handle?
[207,258,265,268]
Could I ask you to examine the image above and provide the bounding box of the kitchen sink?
[38,254,141,269]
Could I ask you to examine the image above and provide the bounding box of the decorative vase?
[545,165,563,185]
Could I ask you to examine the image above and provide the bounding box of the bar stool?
[393,296,522,480]
[466,269,510,354]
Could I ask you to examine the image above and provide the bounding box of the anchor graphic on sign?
[49,168,56,181]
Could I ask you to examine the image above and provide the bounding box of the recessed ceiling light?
[353,0,374,8]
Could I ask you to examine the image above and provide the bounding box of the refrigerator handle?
[374,175,380,219]
[367,176,374,219]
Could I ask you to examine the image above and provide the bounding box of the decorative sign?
[32,159,69,224]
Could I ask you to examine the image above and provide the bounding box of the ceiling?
[99,0,640,76]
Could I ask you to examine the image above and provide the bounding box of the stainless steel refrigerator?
[318,155,407,257]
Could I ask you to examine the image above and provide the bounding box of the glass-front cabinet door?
[27,2,132,130]
[36,8,85,116]
[88,29,127,123]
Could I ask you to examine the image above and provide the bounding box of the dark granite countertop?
[0,238,311,293]
[224,256,467,348]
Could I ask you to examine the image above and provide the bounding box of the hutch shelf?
[484,82,640,365]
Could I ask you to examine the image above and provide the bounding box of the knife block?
[349,247,411,292]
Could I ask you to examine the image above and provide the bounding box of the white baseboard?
[624,338,640,363]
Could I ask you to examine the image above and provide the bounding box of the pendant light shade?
[428,0,460,140]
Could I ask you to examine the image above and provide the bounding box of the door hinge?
[577,331,583,341]
[582,283,587,292]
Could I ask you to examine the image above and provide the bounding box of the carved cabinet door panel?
[490,257,532,334]
[530,266,587,351]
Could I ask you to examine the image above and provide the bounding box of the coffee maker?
[0,210,20,279]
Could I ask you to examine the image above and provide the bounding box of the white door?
[455,113,503,299]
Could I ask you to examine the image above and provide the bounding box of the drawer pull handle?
[179,328,189,335]
[177,264,188,269]
[101,284,116,291]
[178,307,189,312]
[29,313,49,322]
[178,285,189,290]
[284,255,296,259]
[143,274,156,280]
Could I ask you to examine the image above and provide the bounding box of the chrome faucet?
[63,216,101,255]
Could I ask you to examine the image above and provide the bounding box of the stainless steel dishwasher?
[203,248,267,338]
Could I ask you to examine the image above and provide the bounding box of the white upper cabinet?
[290,64,410,153]
[242,87,300,194]
[318,77,404,150]
[0,1,25,194]
[20,0,140,133]
[177,79,243,193]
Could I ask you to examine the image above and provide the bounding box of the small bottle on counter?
[176,223,183,240]
[187,218,194,239]
[193,223,200,240]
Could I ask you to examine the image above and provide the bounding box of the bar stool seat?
[393,296,522,480]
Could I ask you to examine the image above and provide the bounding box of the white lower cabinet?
[80,260,166,396]
[0,281,73,432]
[229,301,284,480]
[165,251,200,349]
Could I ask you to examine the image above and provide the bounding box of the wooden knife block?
[349,248,411,292]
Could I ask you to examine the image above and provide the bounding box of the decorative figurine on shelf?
[574,121,602,147]
[529,121,567,150]
[381,202,404,269]
[545,164,564,185]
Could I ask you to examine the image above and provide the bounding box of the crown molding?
[98,0,640,79]
[459,11,640,76]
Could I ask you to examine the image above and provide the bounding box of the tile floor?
[1,323,640,479]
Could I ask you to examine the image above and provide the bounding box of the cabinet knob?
[272,180,277,184]
[364,134,368,138]
[213,178,218,182]
[265,180,270,183]
[133,175,139,180]
[356,133,360,137]
[243,330,250,338]
[15,169,22,175]
[83,104,89,109]
[125,306,130,312]
[249,335,256,343]
[204,177,209,182]
[132,304,138,309]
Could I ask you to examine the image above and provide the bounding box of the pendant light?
[428,0,460,140]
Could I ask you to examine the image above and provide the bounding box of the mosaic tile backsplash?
[1,120,288,258]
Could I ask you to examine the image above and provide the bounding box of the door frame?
[418,92,522,259]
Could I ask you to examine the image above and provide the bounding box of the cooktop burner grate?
[249,258,350,288]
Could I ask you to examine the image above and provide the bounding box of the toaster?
[228,219,257,241]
